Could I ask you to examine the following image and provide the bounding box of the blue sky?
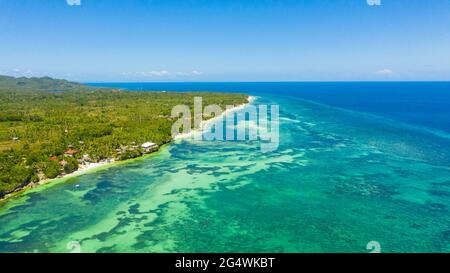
[0,0,449,82]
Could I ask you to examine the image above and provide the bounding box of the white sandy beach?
[174,95,256,140]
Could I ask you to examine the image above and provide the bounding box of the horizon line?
[85,80,450,84]
[2,75,450,84]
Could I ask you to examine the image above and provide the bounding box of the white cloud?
[191,70,204,75]
[375,69,393,76]
[122,69,204,79]
[175,70,204,76]
[121,70,170,77]
[144,70,170,77]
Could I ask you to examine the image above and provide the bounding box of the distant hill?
[0,75,84,91]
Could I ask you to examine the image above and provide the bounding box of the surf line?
[171,96,279,153]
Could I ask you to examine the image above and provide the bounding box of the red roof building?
[64,149,78,156]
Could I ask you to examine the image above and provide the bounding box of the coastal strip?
[0,96,254,203]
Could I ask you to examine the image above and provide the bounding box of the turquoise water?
[1,89,450,253]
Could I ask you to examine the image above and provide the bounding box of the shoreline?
[0,95,255,203]
[174,95,256,141]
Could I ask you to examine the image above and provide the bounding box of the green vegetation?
[0,75,247,197]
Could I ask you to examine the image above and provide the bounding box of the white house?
[141,142,158,149]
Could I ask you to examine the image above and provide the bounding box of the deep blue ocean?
[88,82,450,134]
